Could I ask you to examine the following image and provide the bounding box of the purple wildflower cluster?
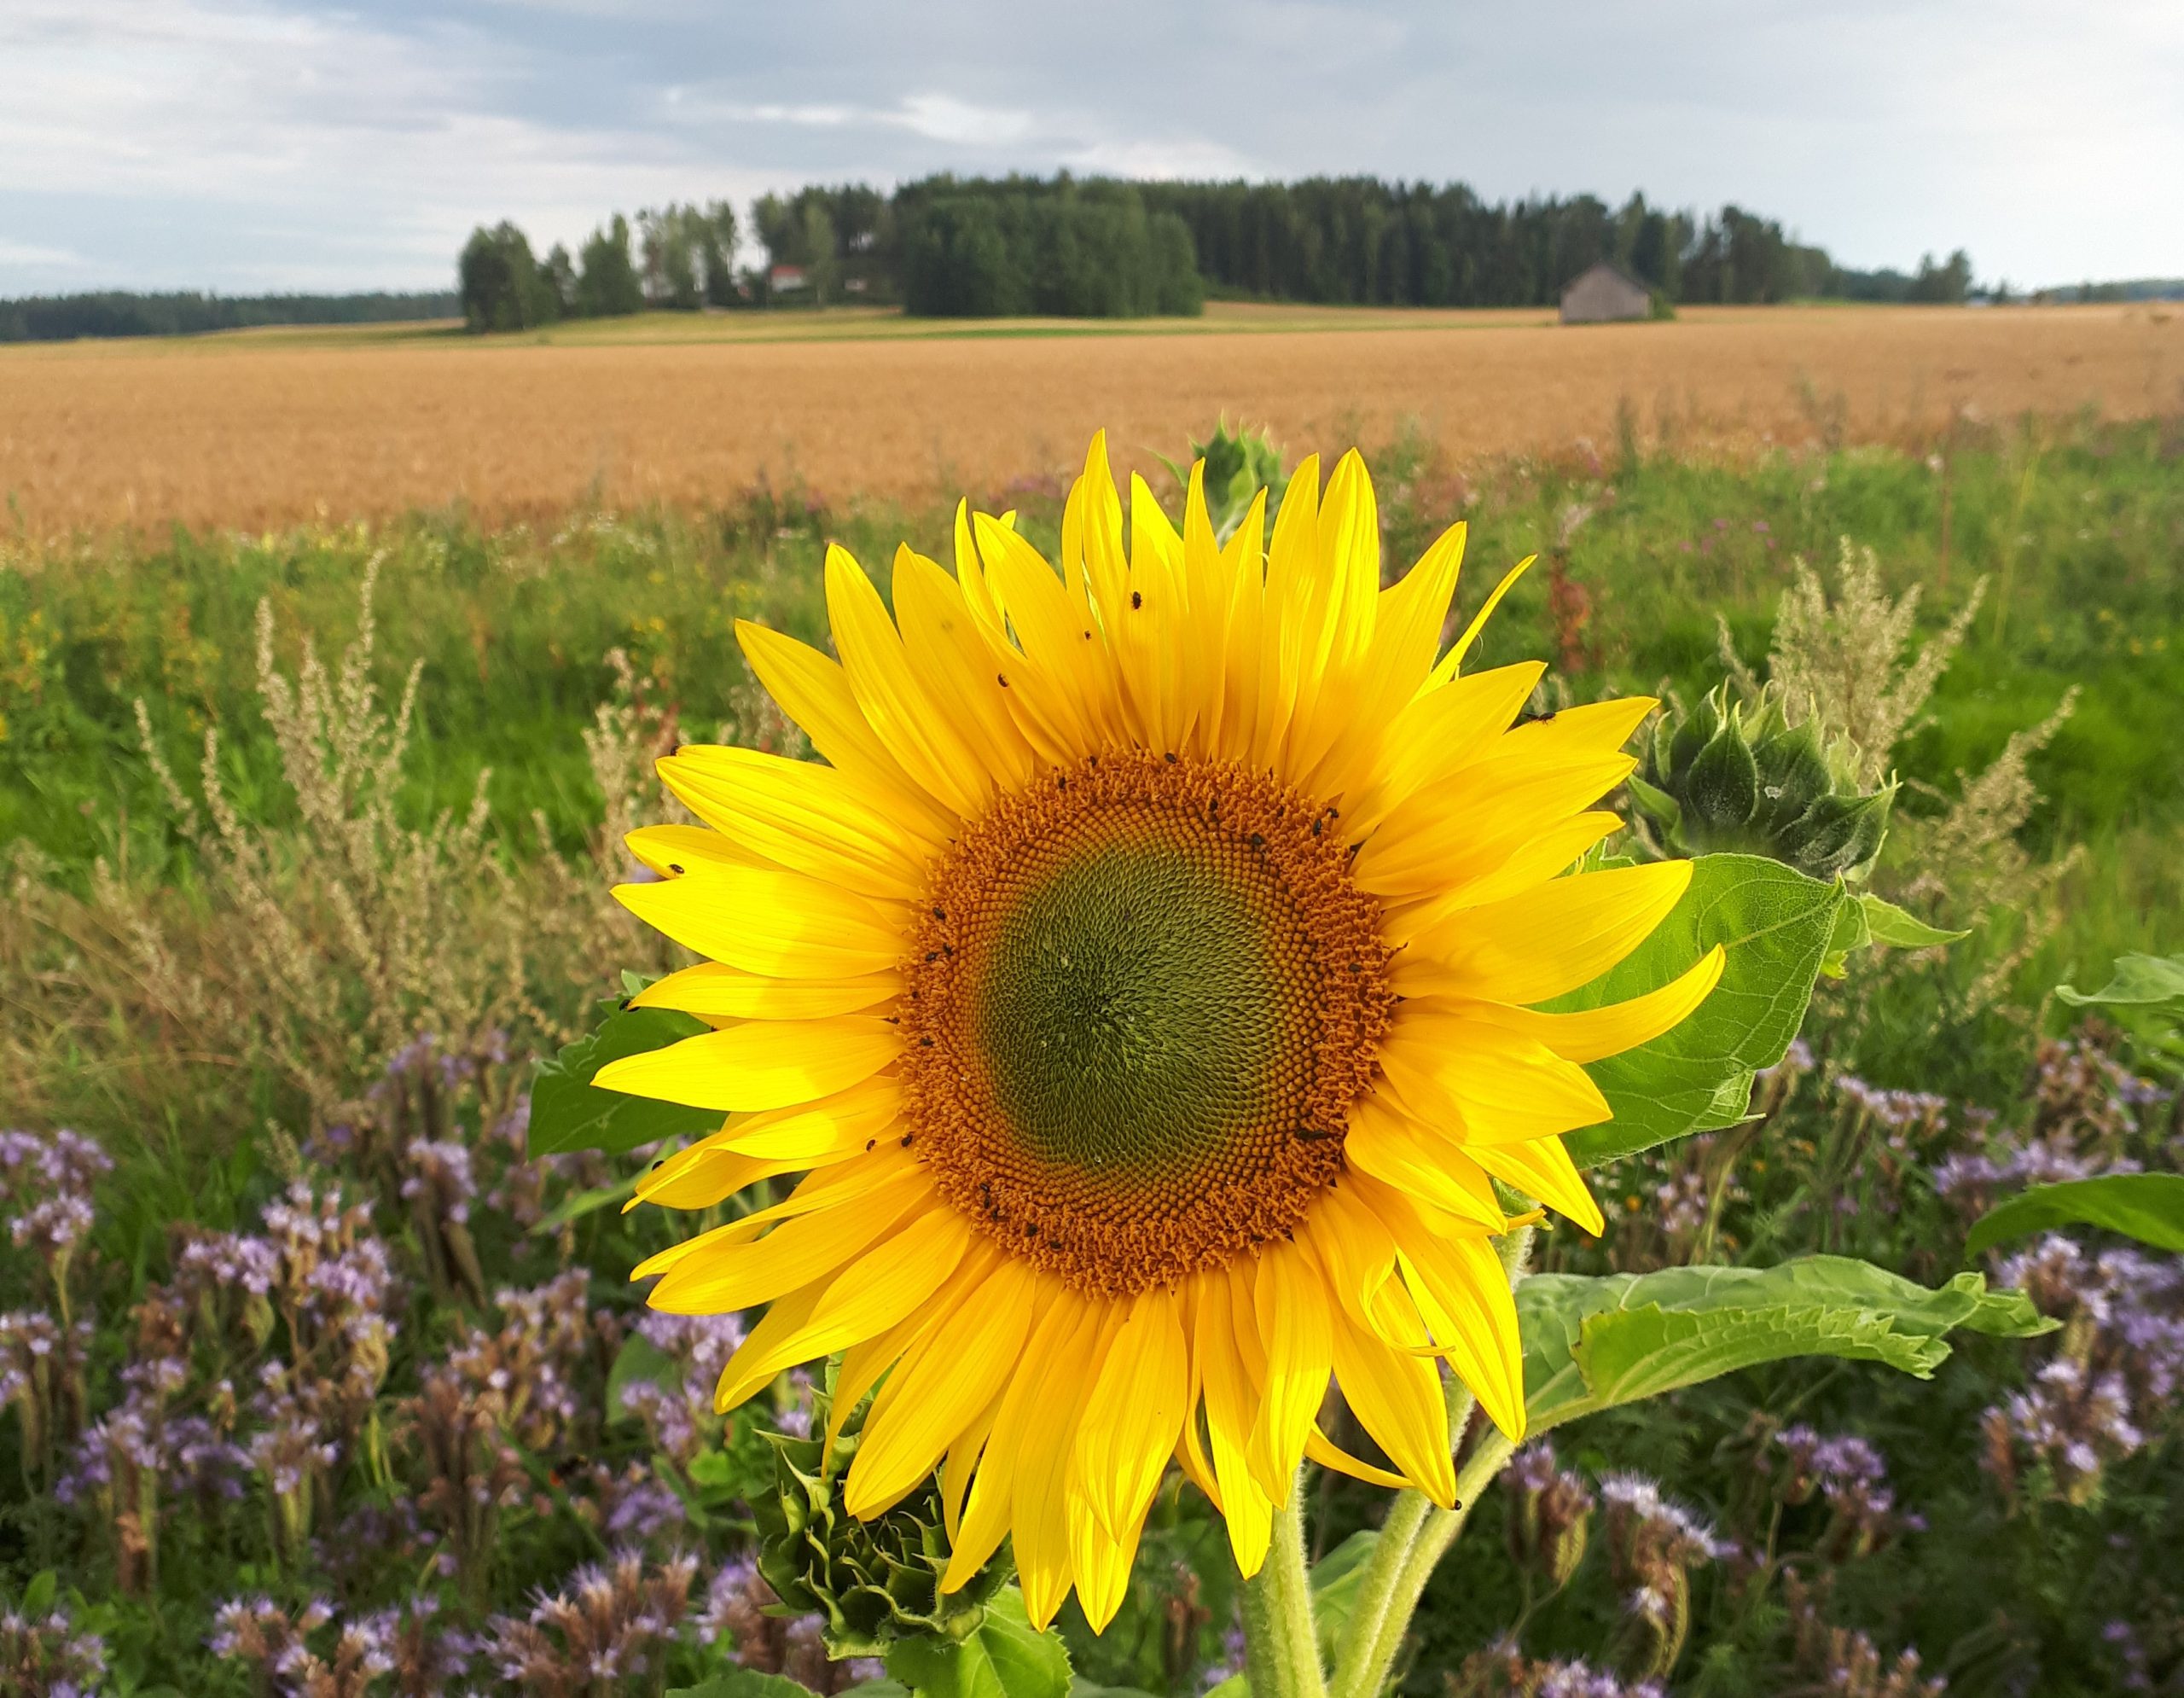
[0,1128,110,1269]
[1983,1235,2184,1507]
[1505,1440,1598,1590]
[620,1309,748,1463]
[1773,1426,1925,1561]
[1,1595,108,1698]
[1599,1474,1731,1677]
[1446,1636,1666,1698]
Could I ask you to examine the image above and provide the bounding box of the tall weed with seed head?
[1,560,670,1137]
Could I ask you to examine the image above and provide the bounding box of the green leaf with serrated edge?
[1563,855,1845,1168]
[1310,1527,1380,1664]
[884,1588,1068,1698]
[527,1002,718,1158]
[1519,1256,2055,1432]
[670,1672,821,1698]
[2055,953,2184,1014]
[1964,1173,2184,1257]
[1857,893,1969,949]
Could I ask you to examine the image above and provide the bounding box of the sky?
[2,0,2179,298]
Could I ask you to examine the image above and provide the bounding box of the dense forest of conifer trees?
[0,173,1981,341]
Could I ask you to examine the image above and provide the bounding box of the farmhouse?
[1560,261,1653,323]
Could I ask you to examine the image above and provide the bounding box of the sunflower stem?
[1327,1224,1536,1698]
[1240,1473,1327,1698]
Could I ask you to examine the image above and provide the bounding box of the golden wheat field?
[1,300,2175,533]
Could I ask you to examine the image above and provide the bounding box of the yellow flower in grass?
[603,434,1721,1630]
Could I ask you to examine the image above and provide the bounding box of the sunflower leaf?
[1519,1255,2056,1431]
[883,1586,1069,1698]
[1857,893,1968,949]
[527,1003,719,1158]
[1564,854,1846,1167]
[2054,952,2184,1014]
[1963,1173,2184,1257]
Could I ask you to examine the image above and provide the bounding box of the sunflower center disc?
[899,750,1395,1295]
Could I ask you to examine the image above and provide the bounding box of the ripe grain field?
[1,300,2175,534]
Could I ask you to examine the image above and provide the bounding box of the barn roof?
[1560,259,1651,298]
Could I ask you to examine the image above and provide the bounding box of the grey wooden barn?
[1560,262,1653,323]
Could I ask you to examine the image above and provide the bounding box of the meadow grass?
[6,411,2175,961]
[1,415,2179,1696]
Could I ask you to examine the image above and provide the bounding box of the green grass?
[6,415,2175,941]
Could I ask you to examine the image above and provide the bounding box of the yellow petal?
[594,1017,899,1113]
[847,1253,1037,1516]
[891,546,1039,794]
[1355,749,1636,898]
[1341,1100,1507,1231]
[1329,1307,1457,1507]
[1392,1225,1526,1440]
[1467,1133,1607,1236]
[634,1143,917,1276]
[735,620,953,837]
[944,1295,1095,1594]
[647,1160,932,1314]
[1073,1284,1190,1539]
[826,544,990,817]
[630,962,902,1021]
[1447,945,1727,1063]
[615,865,908,979]
[1249,1237,1333,1497]
[712,1202,975,1410]
[1305,1424,1412,1490]
[1499,694,1658,762]
[1382,812,1622,940]
[1343,661,1545,836]
[1196,1268,1274,1578]
[656,743,939,898]
[1379,1016,1614,1144]
[624,823,773,879]
[1399,861,1693,1006]
[1426,554,1536,688]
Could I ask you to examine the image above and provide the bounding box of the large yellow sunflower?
[602,434,1721,1631]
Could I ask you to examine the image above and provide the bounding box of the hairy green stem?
[1240,1474,1327,1698]
[1325,1474,1437,1698]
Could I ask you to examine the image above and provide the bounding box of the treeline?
[457,204,741,331]
[457,172,1979,329]
[1135,181,1973,308]
[0,290,457,344]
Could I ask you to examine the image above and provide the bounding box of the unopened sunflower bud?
[1633,683,1896,881]
[754,1386,1008,1656]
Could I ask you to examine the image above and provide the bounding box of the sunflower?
[602,434,1721,1631]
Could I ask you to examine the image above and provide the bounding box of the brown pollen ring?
[897,749,1396,1296]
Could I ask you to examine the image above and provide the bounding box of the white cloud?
[0,0,2176,294]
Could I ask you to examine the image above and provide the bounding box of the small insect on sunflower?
[602,433,1721,1631]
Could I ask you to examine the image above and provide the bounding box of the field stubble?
[2,301,2175,534]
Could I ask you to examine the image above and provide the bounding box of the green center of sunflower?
[899,750,1394,1296]
[977,836,1304,1183]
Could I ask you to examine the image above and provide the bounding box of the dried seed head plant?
[1719,537,1984,786]
[1,559,673,1136]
